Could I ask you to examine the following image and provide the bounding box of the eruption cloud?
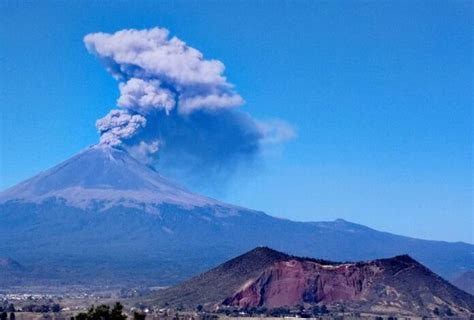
[84,27,294,185]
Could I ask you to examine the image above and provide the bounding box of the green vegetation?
[133,311,146,320]
[22,303,61,313]
[73,303,129,320]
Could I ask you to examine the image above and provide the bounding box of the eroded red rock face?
[224,259,381,308]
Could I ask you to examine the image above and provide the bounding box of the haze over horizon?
[0,1,472,243]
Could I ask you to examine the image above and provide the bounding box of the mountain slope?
[0,145,472,287]
[151,248,474,317]
[452,271,474,295]
[0,258,25,272]
[148,247,292,307]
[0,145,233,212]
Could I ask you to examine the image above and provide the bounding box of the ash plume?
[84,27,294,184]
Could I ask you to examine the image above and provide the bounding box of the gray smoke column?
[84,27,294,184]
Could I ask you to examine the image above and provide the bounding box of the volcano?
[0,145,472,287]
[0,145,232,211]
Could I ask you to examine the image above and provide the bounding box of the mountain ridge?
[0,146,472,287]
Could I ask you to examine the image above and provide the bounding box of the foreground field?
[7,312,431,320]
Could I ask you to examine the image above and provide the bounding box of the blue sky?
[0,0,472,243]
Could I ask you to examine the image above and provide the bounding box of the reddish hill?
[223,253,474,317]
[224,259,377,308]
[150,247,474,317]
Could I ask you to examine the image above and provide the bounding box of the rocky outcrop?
[224,259,380,308]
[221,252,474,317]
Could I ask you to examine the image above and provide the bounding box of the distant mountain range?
[148,247,474,317]
[0,145,472,288]
[452,271,474,295]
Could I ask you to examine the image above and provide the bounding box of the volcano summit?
[0,145,234,212]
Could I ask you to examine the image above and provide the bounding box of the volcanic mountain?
[0,144,228,211]
[150,247,474,317]
[0,145,472,287]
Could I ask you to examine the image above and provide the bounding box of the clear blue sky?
[0,1,472,243]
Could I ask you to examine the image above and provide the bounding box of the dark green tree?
[90,305,111,320]
[9,313,14,320]
[311,306,320,316]
[51,304,61,313]
[0,313,6,320]
[133,312,145,320]
[320,305,328,314]
[73,303,127,320]
[111,303,127,320]
[75,313,88,320]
